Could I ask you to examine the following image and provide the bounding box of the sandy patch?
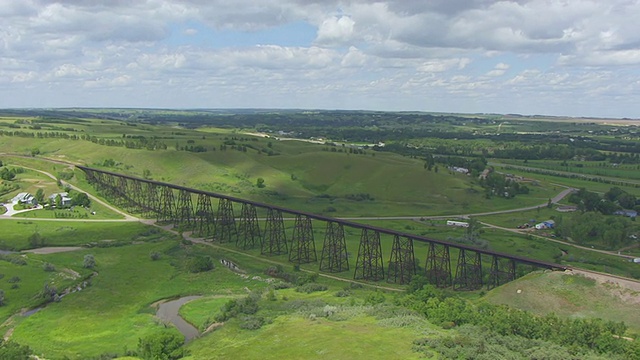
[570,269,640,304]
[23,246,84,255]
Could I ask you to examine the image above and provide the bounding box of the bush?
[7,276,20,283]
[0,339,33,358]
[137,330,187,360]
[364,291,386,305]
[83,254,96,269]
[334,289,351,297]
[239,315,266,330]
[149,252,161,261]
[215,292,260,322]
[296,283,328,294]
[42,263,56,272]
[186,256,213,273]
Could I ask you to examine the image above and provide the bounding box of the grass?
[9,240,272,359]
[483,271,640,331]
[185,314,426,360]
[2,132,559,217]
[179,296,238,330]
[0,220,158,251]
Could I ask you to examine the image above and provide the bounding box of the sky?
[2,0,640,118]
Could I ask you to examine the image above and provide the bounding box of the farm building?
[12,192,37,205]
[49,192,73,207]
[534,220,555,230]
[447,220,470,228]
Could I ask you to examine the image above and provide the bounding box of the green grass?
[476,207,559,228]
[0,220,157,251]
[2,132,559,217]
[179,296,237,330]
[9,240,271,359]
[483,271,640,331]
[185,315,426,360]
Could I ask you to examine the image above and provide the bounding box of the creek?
[156,295,202,342]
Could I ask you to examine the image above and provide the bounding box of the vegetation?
[1,109,639,359]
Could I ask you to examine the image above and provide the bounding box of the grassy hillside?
[1,128,559,216]
[483,271,640,331]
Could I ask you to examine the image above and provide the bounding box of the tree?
[0,339,33,359]
[138,331,187,360]
[256,177,265,188]
[28,232,45,248]
[0,159,3,167]
[54,194,62,208]
[0,289,4,306]
[72,192,90,207]
[83,254,96,269]
[35,189,45,204]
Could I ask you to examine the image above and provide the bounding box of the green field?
[1,110,639,359]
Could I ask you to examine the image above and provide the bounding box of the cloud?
[486,62,510,77]
[316,16,355,45]
[0,0,639,117]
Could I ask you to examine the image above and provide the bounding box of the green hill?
[483,271,640,332]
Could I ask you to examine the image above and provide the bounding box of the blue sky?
[2,0,640,118]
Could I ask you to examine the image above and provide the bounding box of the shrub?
[149,252,161,261]
[7,276,20,283]
[137,330,187,360]
[296,283,328,294]
[42,263,56,272]
[186,256,213,273]
[239,315,266,330]
[83,254,96,269]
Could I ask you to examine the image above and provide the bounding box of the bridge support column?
[237,203,261,249]
[158,186,175,223]
[213,198,236,243]
[354,229,384,281]
[195,194,214,238]
[488,256,516,289]
[289,215,317,264]
[453,249,483,290]
[261,208,287,255]
[319,221,349,273]
[116,177,130,207]
[143,182,159,218]
[130,180,143,212]
[425,243,452,288]
[387,235,416,284]
[176,190,194,229]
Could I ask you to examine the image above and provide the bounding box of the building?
[556,205,578,213]
[447,220,470,228]
[534,220,555,230]
[48,192,73,207]
[614,210,638,218]
[12,192,37,205]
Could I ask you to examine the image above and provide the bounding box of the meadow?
[0,110,639,359]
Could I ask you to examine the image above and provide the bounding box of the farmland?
[0,109,639,359]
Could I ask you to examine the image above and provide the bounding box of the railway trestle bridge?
[77,165,568,290]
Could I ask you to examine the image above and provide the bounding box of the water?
[156,296,202,342]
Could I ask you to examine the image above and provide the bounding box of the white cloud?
[486,62,510,77]
[316,16,355,45]
[0,0,639,117]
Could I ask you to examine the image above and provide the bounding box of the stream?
[156,295,202,342]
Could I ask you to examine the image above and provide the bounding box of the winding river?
[156,295,202,342]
